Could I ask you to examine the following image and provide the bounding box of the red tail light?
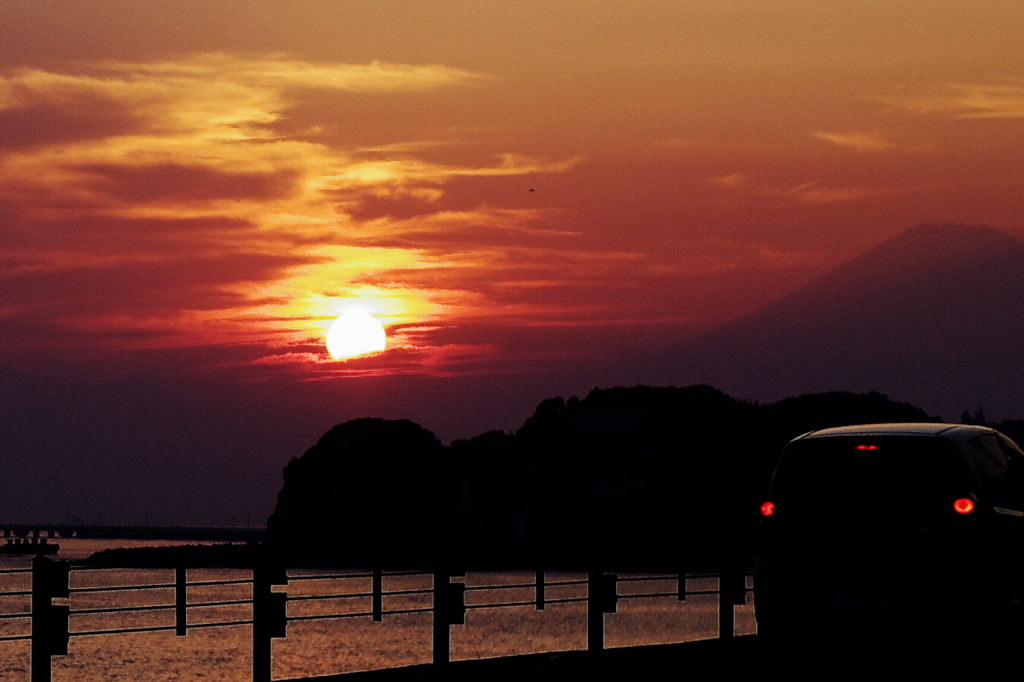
[760,501,775,517]
[854,444,879,450]
[953,497,975,514]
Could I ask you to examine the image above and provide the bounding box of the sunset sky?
[3,1,1023,524]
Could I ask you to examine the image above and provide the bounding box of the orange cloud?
[0,54,582,373]
[812,131,892,152]
[709,174,899,205]
[711,173,749,189]
[871,81,1024,119]
[788,184,894,204]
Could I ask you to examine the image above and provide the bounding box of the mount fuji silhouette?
[644,223,1024,421]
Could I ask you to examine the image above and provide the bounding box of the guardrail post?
[31,555,70,682]
[175,565,187,636]
[588,570,618,653]
[677,540,688,601]
[535,546,545,611]
[433,570,467,665]
[719,518,745,640]
[372,557,383,623]
[432,567,451,665]
[587,542,617,654]
[432,544,466,666]
[253,552,288,682]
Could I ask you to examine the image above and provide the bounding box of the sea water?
[0,540,755,681]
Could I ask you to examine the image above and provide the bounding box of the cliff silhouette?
[268,384,943,567]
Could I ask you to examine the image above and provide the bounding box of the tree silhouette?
[267,418,445,562]
[268,386,941,568]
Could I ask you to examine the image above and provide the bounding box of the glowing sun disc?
[326,309,387,360]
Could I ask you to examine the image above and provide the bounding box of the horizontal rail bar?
[373,606,433,616]
[0,634,31,642]
[288,611,375,623]
[0,612,29,619]
[537,597,589,605]
[541,579,589,587]
[671,589,719,596]
[73,603,175,616]
[288,572,373,581]
[0,590,32,597]
[464,583,537,592]
[184,578,253,587]
[73,624,178,637]
[283,605,437,624]
[185,619,253,630]
[0,568,31,575]
[72,583,175,594]
[383,588,433,597]
[187,598,253,608]
[60,585,743,619]
[288,591,371,602]
[71,620,255,636]
[461,575,661,591]
[63,594,267,617]
[466,600,537,610]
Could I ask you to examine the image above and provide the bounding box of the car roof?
[792,422,998,441]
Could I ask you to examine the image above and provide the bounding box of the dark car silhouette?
[754,423,1024,640]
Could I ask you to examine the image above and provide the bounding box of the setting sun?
[325,308,387,360]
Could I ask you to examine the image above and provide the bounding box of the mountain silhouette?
[644,224,1024,422]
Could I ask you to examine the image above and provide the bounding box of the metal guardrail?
[0,540,753,682]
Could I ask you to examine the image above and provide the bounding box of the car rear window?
[769,436,962,515]
[969,434,1024,511]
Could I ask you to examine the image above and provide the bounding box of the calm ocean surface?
[0,539,755,681]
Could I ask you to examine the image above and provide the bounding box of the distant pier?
[0,523,265,542]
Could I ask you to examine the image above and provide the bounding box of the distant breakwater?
[0,523,265,543]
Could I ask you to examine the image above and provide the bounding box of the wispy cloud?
[788,184,892,204]
[112,53,486,91]
[709,174,906,205]
[710,173,749,189]
[871,82,1024,119]
[812,131,891,151]
[0,55,485,157]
